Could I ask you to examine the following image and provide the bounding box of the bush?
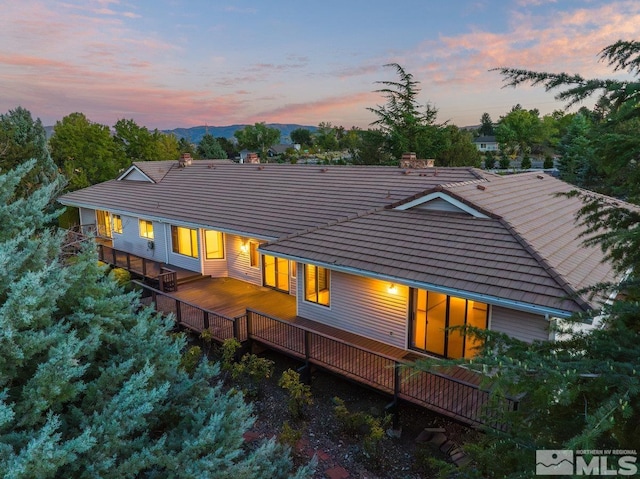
[484,151,496,169]
[332,397,392,465]
[279,421,302,449]
[543,155,555,169]
[220,338,274,397]
[279,369,313,419]
[520,155,532,169]
[498,153,511,169]
[109,267,131,286]
[180,345,202,375]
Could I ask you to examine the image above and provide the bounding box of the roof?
[474,136,497,143]
[58,160,630,316]
[260,209,585,316]
[441,171,625,299]
[59,160,481,239]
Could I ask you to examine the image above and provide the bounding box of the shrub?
[520,155,532,169]
[180,345,202,375]
[498,154,511,169]
[332,397,392,465]
[279,369,313,419]
[220,338,274,397]
[108,266,131,286]
[279,421,302,449]
[484,151,496,169]
[543,155,555,169]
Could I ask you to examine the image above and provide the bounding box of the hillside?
[161,123,317,143]
[44,123,317,143]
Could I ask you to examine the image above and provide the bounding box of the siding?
[414,198,467,214]
[202,230,229,277]
[297,270,408,349]
[227,234,262,286]
[121,169,152,182]
[112,214,162,261]
[79,207,95,227]
[491,306,549,342]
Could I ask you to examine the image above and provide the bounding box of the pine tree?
[0,161,313,478]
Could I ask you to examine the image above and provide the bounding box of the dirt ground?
[218,347,478,479]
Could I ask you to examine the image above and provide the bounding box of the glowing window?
[171,225,198,258]
[139,219,154,239]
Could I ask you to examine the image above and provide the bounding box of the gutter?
[259,248,577,319]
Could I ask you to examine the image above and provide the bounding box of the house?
[267,143,299,157]
[58,157,625,361]
[474,135,499,152]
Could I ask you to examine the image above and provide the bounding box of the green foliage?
[314,122,339,151]
[557,113,597,187]
[108,267,131,286]
[495,104,544,157]
[484,151,496,169]
[49,112,127,191]
[332,397,391,464]
[0,162,313,478]
[197,133,227,159]
[179,345,202,375]
[0,107,57,197]
[278,369,313,419]
[479,112,494,136]
[498,151,511,169]
[543,155,554,169]
[234,122,281,161]
[220,338,274,397]
[113,118,180,162]
[279,421,302,449]
[494,39,640,201]
[290,128,313,148]
[437,125,481,167]
[520,154,531,169]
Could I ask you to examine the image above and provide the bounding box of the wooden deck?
[142,277,514,428]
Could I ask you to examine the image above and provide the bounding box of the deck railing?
[137,283,518,428]
[97,244,178,292]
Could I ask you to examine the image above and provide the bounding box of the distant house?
[474,135,499,152]
[267,143,299,157]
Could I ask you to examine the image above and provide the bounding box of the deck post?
[203,311,209,330]
[175,299,182,326]
[232,315,240,340]
[111,247,116,265]
[142,258,147,277]
[297,330,312,385]
[126,253,131,270]
[385,362,401,430]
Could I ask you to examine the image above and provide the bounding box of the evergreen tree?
[557,113,597,187]
[0,162,313,478]
[197,133,228,159]
[479,112,494,136]
[0,106,57,196]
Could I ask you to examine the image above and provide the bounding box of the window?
[263,255,289,292]
[304,264,330,306]
[139,219,154,239]
[249,241,259,267]
[204,230,224,259]
[96,210,112,238]
[171,226,198,258]
[411,289,488,359]
[112,215,123,234]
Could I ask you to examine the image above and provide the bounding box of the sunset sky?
[2,0,639,130]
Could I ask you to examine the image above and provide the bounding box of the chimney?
[399,152,435,169]
[178,152,192,167]
[246,152,260,164]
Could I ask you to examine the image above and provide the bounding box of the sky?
[2,0,640,130]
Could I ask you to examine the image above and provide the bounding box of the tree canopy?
[0,161,313,478]
[494,39,640,200]
[49,112,127,191]
[197,133,228,159]
[234,123,280,161]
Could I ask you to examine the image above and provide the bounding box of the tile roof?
[59,161,481,239]
[441,171,633,303]
[260,209,585,315]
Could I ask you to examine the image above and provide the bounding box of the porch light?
[388,284,397,294]
[240,242,249,254]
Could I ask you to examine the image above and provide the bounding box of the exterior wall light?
[240,242,249,254]
[388,284,397,294]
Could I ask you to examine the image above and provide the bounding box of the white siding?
[165,225,201,273]
[289,262,298,297]
[414,198,467,214]
[79,207,95,227]
[121,169,152,182]
[491,306,549,343]
[202,230,228,277]
[227,235,262,286]
[113,215,162,261]
[297,270,408,349]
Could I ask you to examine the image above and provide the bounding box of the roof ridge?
[497,216,593,312]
